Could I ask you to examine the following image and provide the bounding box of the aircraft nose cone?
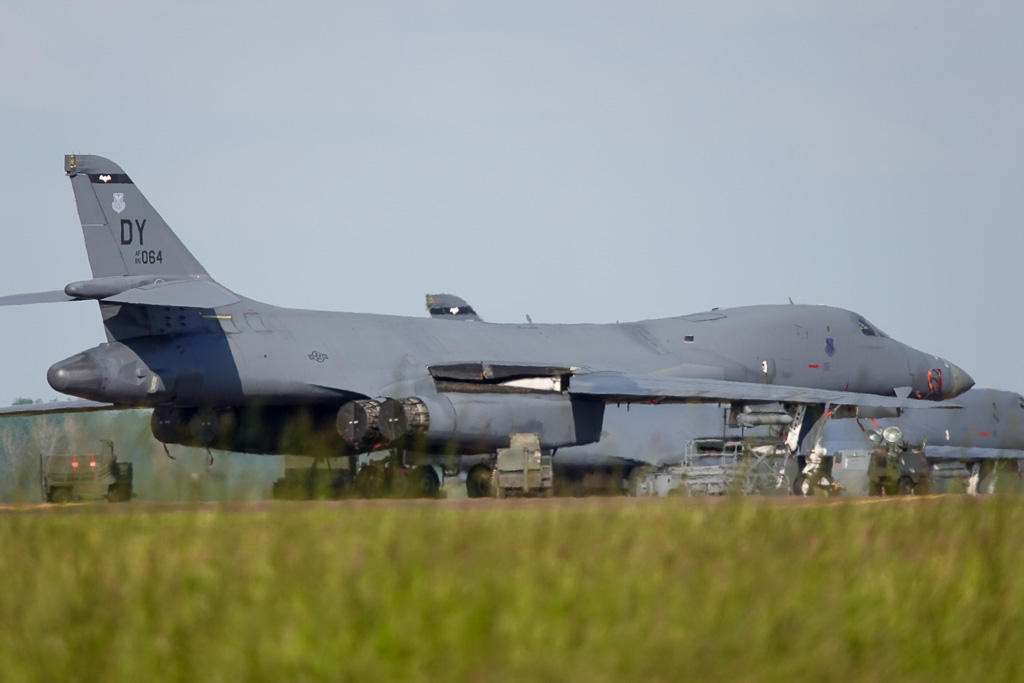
[943,362,975,399]
[47,353,104,396]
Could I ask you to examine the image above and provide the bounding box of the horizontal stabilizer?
[0,279,239,309]
[104,279,240,308]
[0,400,127,418]
[0,290,80,306]
[925,446,1024,461]
[568,371,959,410]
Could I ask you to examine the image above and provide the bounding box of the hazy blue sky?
[2,1,1021,401]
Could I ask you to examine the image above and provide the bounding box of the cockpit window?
[857,316,890,338]
[1018,395,1024,410]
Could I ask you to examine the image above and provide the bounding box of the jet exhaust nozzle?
[336,398,430,451]
[337,399,384,450]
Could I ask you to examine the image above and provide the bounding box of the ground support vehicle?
[491,433,553,498]
[40,440,133,503]
[627,437,793,496]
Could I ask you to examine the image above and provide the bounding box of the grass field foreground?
[0,497,1021,682]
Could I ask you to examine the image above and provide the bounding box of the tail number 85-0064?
[135,250,162,265]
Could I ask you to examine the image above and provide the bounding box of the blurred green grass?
[0,497,1021,682]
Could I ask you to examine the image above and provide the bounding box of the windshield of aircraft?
[1018,395,1024,410]
[856,316,890,338]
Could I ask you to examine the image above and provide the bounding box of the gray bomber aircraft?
[425,297,1024,497]
[426,294,1003,496]
[0,155,975,493]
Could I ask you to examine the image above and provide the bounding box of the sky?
[1,1,1022,402]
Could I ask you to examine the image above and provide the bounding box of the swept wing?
[566,370,953,410]
[0,400,122,417]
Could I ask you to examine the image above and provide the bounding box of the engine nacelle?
[152,405,340,455]
[151,406,238,448]
[189,407,239,447]
[335,393,605,453]
[151,407,191,444]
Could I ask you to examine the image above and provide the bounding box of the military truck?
[40,440,133,503]
[859,426,930,496]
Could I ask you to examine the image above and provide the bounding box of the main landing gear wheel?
[408,465,440,498]
[466,464,493,498]
[354,461,387,498]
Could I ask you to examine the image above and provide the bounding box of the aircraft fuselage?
[51,302,961,408]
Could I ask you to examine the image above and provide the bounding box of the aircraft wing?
[426,363,956,410]
[566,370,950,410]
[0,400,127,418]
[924,445,1024,460]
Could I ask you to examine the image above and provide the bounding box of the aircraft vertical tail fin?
[64,154,210,279]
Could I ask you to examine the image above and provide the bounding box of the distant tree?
[12,398,43,406]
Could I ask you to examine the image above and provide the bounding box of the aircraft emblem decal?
[825,337,835,357]
[99,174,112,183]
[111,193,126,214]
[308,351,329,363]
